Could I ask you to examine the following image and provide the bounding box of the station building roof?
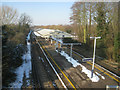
[34,28,74,39]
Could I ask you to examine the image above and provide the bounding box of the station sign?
[82,58,93,62]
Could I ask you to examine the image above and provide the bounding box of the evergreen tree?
[95,3,107,39]
[114,32,120,62]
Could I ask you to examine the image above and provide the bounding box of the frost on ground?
[95,72,105,79]
[59,50,100,82]
[10,31,32,88]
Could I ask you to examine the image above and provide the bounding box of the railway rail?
[39,39,80,88]
[41,36,120,84]
[31,33,76,89]
[64,46,120,83]
[32,32,119,88]
[31,36,54,88]
[37,37,99,88]
[32,56,41,88]
[36,36,79,89]
[36,40,67,89]
[31,34,63,89]
[68,46,119,76]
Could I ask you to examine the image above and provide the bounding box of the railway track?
[36,37,77,89]
[32,55,41,88]
[31,34,67,89]
[31,35,42,88]
[67,45,120,76]
[32,32,119,88]
[37,37,93,88]
[64,45,120,84]
[39,37,119,86]
[31,35,58,89]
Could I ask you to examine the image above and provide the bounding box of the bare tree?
[19,13,32,26]
[0,6,18,25]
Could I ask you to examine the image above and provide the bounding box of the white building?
[34,28,74,39]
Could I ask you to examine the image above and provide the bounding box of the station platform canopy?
[34,28,74,39]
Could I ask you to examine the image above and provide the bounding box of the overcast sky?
[2,2,74,25]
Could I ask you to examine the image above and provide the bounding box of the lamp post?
[90,36,101,78]
[62,43,81,60]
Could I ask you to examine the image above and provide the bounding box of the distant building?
[34,28,74,39]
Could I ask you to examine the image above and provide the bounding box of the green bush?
[2,24,29,87]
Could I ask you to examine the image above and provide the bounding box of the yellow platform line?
[73,52,120,83]
[39,41,76,89]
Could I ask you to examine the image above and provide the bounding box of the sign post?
[62,43,81,60]
[90,36,101,78]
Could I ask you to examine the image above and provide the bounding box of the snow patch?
[81,65,99,82]
[34,31,41,36]
[95,72,105,79]
[10,31,32,88]
[27,31,31,40]
[60,51,81,67]
[56,50,58,53]
[38,56,41,59]
[59,51,100,82]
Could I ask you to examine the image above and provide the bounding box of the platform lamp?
[90,36,101,78]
